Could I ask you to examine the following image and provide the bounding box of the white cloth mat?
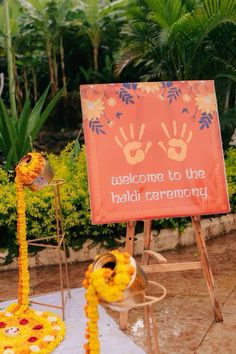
[0,288,145,354]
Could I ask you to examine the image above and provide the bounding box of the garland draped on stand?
[0,152,65,354]
[83,250,168,354]
[83,250,136,354]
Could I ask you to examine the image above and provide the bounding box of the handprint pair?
[115,121,192,165]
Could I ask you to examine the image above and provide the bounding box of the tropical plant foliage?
[0,86,63,169]
[116,0,236,147]
[0,0,235,164]
[116,0,236,79]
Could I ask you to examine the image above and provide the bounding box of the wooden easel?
[119,220,136,329]
[119,215,223,330]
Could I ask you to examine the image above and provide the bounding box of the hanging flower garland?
[0,152,65,354]
[15,152,45,186]
[83,250,134,354]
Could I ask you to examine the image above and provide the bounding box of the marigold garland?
[83,250,134,354]
[0,152,65,354]
[15,152,45,186]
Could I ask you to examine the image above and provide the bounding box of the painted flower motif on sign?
[82,99,105,121]
[107,97,117,106]
[195,94,216,114]
[158,94,165,101]
[85,85,105,100]
[182,93,191,103]
[192,81,209,95]
[137,82,162,93]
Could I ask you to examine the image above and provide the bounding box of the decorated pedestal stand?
[83,250,167,354]
[0,153,66,354]
[27,179,71,320]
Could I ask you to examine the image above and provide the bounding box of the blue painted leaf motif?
[162,81,173,88]
[116,112,123,119]
[123,83,138,90]
[199,112,213,129]
[89,119,106,135]
[167,87,181,104]
[182,107,189,113]
[116,88,134,104]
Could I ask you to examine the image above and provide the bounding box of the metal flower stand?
[109,281,166,354]
[27,179,71,320]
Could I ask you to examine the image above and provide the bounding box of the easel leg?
[144,305,152,354]
[191,216,223,322]
[119,221,136,330]
[149,305,159,354]
[142,220,152,265]
[125,220,136,254]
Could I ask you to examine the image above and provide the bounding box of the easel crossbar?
[142,261,202,273]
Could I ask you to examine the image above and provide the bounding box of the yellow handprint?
[158,121,192,161]
[115,123,152,165]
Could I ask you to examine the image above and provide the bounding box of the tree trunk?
[59,34,67,95]
[45,36,56,95]
[52,47,58,92]
[23,67,29,96]
[93,45,99,72]
[224,81,232,113]
[32,68,38,103]
[0,73,4,96]
[13,50,23,111]
[3,0,17,117]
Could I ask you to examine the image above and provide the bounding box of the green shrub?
[0,142,126,264]
[225,147,236,212]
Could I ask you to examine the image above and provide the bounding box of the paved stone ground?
[0,227,235,353]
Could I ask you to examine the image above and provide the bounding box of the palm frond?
[168,0,236,48]
[147,0,187,28]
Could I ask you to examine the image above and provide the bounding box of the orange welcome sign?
[80,81,230,224]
